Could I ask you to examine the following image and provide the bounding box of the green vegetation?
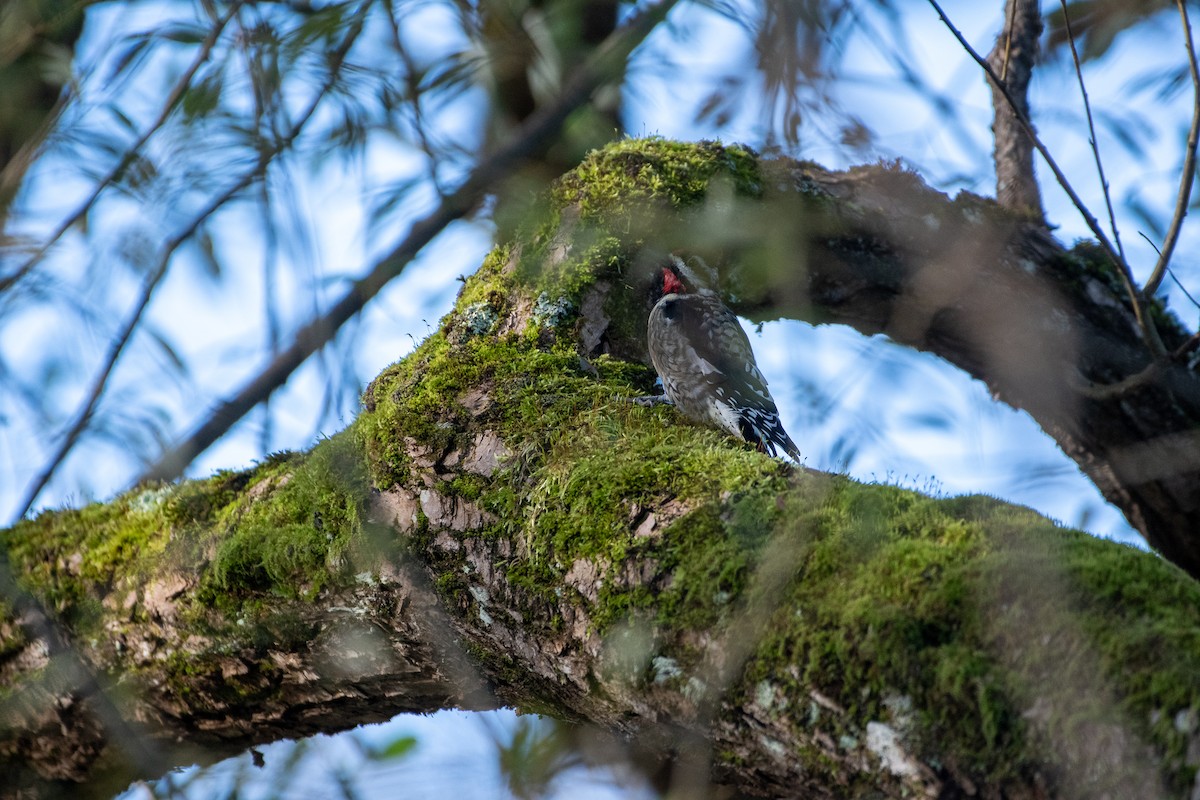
[204,431,370,602]
[3,138,1198,794]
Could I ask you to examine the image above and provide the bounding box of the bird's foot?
[631,394,674,407]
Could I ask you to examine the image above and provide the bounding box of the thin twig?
[384,0,447,197]
[0,3,241,297]
[1139,230,1200,312]
[136,0,680,486]
[928,0,1167,358]
[14,4,372,520]
[1000,0,1017,81]
[1144,0,1200,297]
[13,258,172,520]
[929,2,1116,263]
[987,0,1044,216]
[1171,331,1200,361]
[1060,0,1126,266]
[1070,361,1162,400]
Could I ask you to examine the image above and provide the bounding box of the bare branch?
[930,2,1110,260]
[0,3,242,297]
[987,0,1044,217]
[1059,0,1126,266]
[1138,230,1200,315]
[12,253,172,520]
[1144,0,1200,298]
[12,3,373,520]
[928,0,1167,358]
[1069,361,1162,400]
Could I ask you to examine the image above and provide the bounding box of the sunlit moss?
[204,429,370,602]
[4,138,1199,795]
[551,137,762,222]
[354,138,1200,793]
[4,487,180,632]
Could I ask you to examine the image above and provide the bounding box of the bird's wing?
[674,295,777,413]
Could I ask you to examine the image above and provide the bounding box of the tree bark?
[3,140,1200,799]
[741,157,1200,582]
[987,0,1045,219]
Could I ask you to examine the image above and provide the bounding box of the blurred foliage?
[1045,0,1179,62]
[3,0,1200,797]
[0,0,1188,558]
[495,716,583,799]
[0,0,91,222]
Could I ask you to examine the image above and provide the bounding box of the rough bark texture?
[741,158,1200,583]
[0,460,496,799]
[987,0,1045,218]
[3,140,1200,800]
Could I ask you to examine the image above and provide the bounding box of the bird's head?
[651,251,718,303]
[660,262,686,297]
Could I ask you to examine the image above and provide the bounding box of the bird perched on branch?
[644,253,802,461]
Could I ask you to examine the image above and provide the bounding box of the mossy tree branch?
[3,140,1200,799]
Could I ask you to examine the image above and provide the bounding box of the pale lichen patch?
[564,557,606,604]
[577,281,611,356]
[865,721,922,781]
[143,574,189,622]
[368,488,419,532]
[458,388,493,416]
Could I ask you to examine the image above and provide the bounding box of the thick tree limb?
[0,468,496,798]
[735,157,1200,581]
[3,141,1200,799]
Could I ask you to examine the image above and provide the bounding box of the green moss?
[0,599,25,662]
[203,429,370,603]
[732,484,1200,793]
[552,138,762,223]
[163,467,257,529]
[355,141,1197,793]
[1041,530,1200,789]
[357,153,799,637]
[1060,240,1129,298]
[3,430,368,649]
[6,138,1197,794]
[3,484,187,631]
[513,138,765,332]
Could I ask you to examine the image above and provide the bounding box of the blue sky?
[7,0,1200,795]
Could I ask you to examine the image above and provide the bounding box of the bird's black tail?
[739,414,802,462]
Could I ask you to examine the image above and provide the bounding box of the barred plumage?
[646,254,802,460]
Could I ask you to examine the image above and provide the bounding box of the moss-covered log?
[3,139,1200,799]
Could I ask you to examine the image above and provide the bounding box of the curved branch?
[1144,0,1200,297]
[4,140,1200,800]
[752,157,1200,579]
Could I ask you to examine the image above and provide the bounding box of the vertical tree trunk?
[988,0,1045,219]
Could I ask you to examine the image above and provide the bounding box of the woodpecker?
[645,253,802,460]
